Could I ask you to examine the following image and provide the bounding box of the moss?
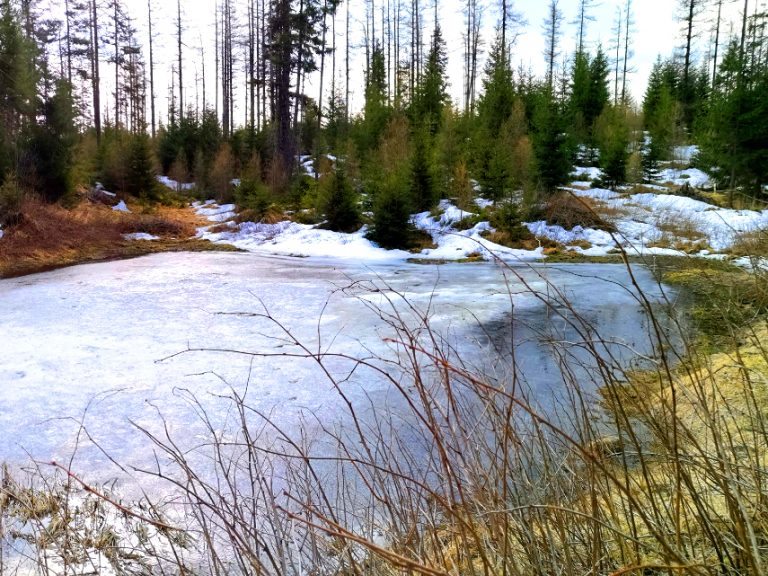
[659,259,768,349]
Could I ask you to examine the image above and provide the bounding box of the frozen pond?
[0,252,673,484]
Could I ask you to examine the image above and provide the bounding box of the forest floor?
[0,196,238,279]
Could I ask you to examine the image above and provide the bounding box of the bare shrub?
[534,192,617,232]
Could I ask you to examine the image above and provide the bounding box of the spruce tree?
[317,166,360,231]
[410,24,448,135]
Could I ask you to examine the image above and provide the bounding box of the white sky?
[111,0,749,126]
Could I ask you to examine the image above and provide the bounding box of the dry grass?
[731,229,768,258]
[0,197,234,278]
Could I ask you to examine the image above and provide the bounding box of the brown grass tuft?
[537,192,618,232]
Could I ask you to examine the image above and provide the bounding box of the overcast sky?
[112,0,747,126]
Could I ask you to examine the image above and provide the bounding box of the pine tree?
[409,127,435,211]
[0,0,37,180]
[476,32,514,137]
[26,80,77,202]
[317,166,360,231]
[595,104,629,188]
[410,24,448,135]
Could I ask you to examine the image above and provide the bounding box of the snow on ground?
[656,168,712,188]
[571,166,602,181]
[123,232,159,241]
[156,175,195,191]
[532,186,768,256]
[112,200,130,212]
[0,226,3,240]
[186,149,767,264]
[195,199,544,262]
[673,145,699,164]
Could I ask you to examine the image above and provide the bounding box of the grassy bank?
[0,196,238,278]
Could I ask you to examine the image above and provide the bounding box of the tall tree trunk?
[544,0,562,90]
[682,0,695,102]
[148,0,156,137]
[91,0,101,144]
[345,0,350,121]
[114,1,120,128]
[249,0,255,134]
[613,5,621,105]
[621,0,632,104]
[65,0,72,86]
[317,0,328,141]
[712,0,723,86]
[177,0,183,119]
[215,2,219,117]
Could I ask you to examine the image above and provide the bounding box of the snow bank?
[195,199,543,263]
[529,182,768,254]
[570,187,621,201]
[193,180,768,263]
[657,168,711,188]
[112,200,130,213]
[196,202,237,222]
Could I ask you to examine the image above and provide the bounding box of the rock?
[88,183,119,206]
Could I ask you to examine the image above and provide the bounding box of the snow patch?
[571,166,602,181]
[156,175,195,191]
[112,200,130,213]
[672,145,699,164]
[123,232,159,241]
[656,168,711,188]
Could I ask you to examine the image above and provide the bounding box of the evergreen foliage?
[409,129,436,212]
[25,80,77,202]
[595,104,630,188]
[125,133,159,201]
[317,166,359,232]
[410,25,449,135]
[530,86,572,194]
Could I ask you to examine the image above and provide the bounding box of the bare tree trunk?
[65,0,72,86]
[249,0,256,134]
[463,0,479,114]
[215,2,219,118]
[177,0,183,119]
[613,5,621,105]
[201,42,206,113]
[114,1,120,128]
[222,0,230,137]
[345,0,350,121]
[148,0,156,137]
[682,0,695,100]
[91,0,101,144]
[544,0,562,90]
[621,0,632,104]
[317,0,328,139]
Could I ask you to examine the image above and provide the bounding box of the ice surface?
[0,253,670,494]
